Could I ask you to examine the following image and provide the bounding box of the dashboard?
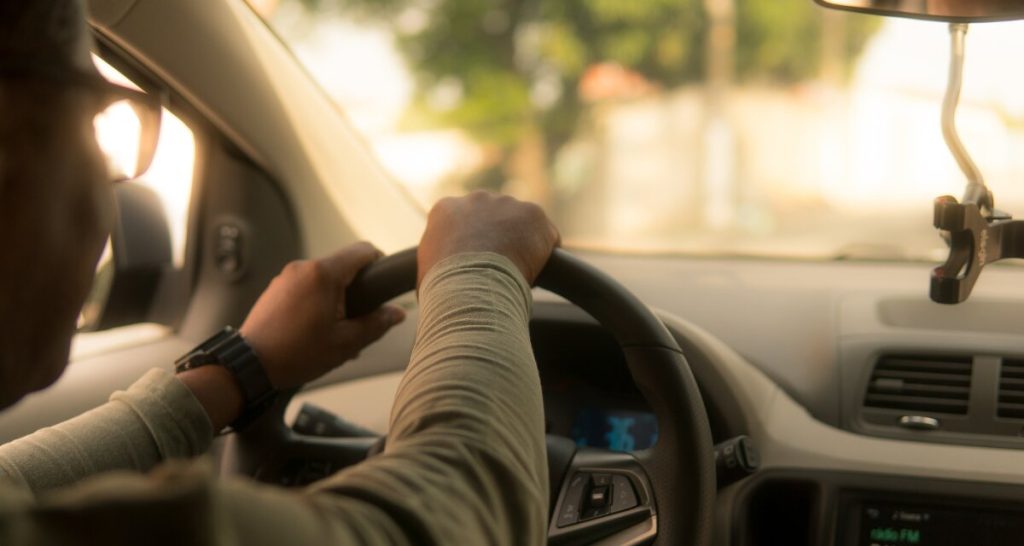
[530,307,660,452]
[846,496,1024,546]
[720,469,1024,546]
[8,250,1024,546]
[497,254,1024,545]
[281,253,1024,545]
[582,253,1024,546]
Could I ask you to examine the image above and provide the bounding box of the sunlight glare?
[91,55,196,267]
[93,100,141,179]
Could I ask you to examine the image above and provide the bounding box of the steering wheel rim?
[233,248,715,545]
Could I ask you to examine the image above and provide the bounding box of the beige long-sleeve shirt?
[0,253,548,545]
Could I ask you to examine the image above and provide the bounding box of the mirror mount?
[929,22,1024,304]
[941,24,990,215]
[814,1,1024,303]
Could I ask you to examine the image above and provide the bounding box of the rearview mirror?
[78,182,173,331]
[813,0,1024,22]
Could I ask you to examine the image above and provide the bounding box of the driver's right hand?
[417,191,561,288]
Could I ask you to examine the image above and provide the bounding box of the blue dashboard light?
[571,408,658,451]
[605,416,637,451]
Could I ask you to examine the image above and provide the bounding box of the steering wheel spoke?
[548,448,657,545]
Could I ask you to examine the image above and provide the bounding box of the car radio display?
[569,408,658,452]
[855,500,1024,546]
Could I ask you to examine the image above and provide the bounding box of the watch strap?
[175,327,277,431]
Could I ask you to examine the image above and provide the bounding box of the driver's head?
[0,0,115,408]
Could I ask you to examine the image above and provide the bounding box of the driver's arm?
[302,250,549,543]
[0,248,548,546]
[0,367,214,491]
[0,241,403,490]
[0,192,555,545]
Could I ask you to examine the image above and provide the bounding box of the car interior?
[4,0,1024,544]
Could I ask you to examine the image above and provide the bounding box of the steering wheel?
[223,248,715,545]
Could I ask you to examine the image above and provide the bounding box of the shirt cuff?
[110,368,214,460]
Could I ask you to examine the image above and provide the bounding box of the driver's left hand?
[240,242,406,390]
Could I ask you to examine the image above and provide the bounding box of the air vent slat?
[864,394,968,414]
[864,355,972,416]
[998,403,1024,419]
[871,370,970,386]
[997,360,1024,419]
[999,363,1024,379]
[868,383,968,399]
[876,358,971,373]
[998,392,1024,404]
[998,377,1024,388]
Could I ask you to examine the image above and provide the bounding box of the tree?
[292,0,879,204]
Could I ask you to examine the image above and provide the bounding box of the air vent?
[997,359,1024,419]
[863,355,972,415]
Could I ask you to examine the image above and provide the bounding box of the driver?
[0,0,558,544]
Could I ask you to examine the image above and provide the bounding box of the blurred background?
[241,0,1024,260]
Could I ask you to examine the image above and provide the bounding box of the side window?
[72,56,197,359]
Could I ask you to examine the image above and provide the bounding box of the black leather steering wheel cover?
[346,248,715,545]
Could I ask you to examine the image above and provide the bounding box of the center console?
[840,493,1024,546]
[717,470,1024,546]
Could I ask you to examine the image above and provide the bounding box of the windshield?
[250,0,1024,261]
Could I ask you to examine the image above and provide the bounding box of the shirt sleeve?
[0,251,549,546]
[304,251,550,544]
[0,368,214,493]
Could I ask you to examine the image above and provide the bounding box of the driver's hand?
[240,242,406,390]
[418,191,561,287]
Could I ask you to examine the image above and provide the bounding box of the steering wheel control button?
[610,474,638,513]
[714,435,761,487]
[580,474,617,520]
[581,503,612,521]
[557,473,589,527]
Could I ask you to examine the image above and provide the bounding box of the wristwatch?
[174,326,277,431]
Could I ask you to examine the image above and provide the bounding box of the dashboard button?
[582,504,612,520]
[557,473,588,527]
[610,474,638,513]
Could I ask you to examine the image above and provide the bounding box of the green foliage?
[736,0,879,82]
[540,0,705,85]
[291,0,879,151]
[440,70,533,146]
